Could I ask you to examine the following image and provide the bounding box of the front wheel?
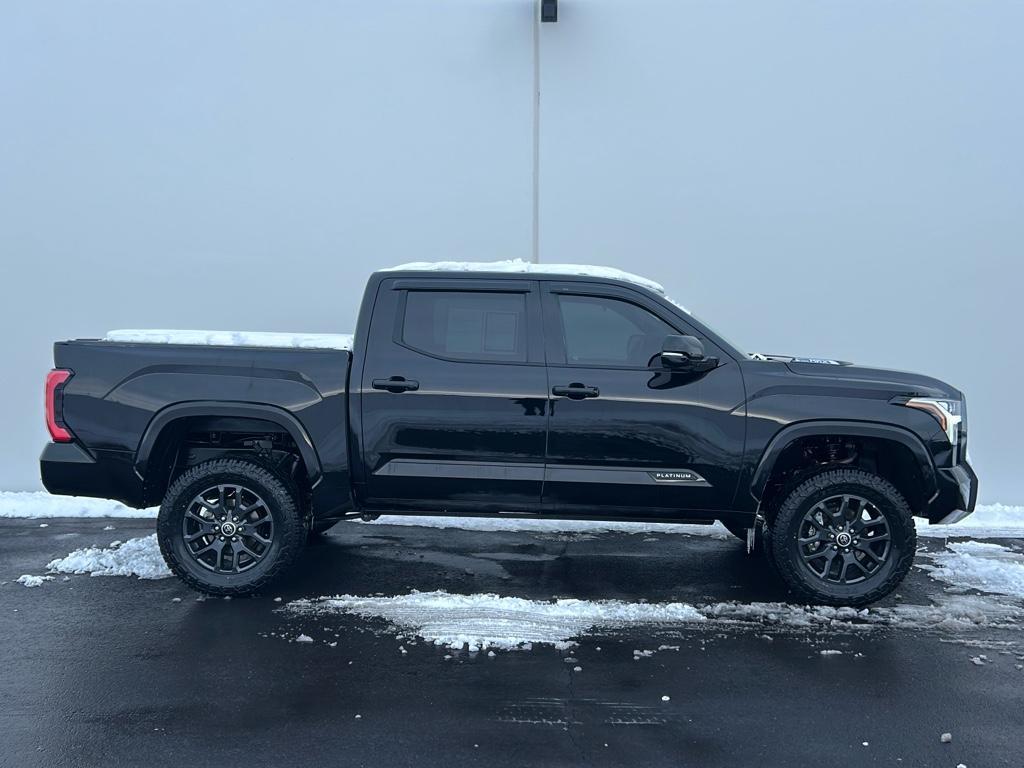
[767,469,916,607]
[157,458,306,596]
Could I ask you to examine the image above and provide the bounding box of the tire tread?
[157,458,304,596]
[767,468,916,607]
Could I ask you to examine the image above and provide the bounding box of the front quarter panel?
[738,360,946,503]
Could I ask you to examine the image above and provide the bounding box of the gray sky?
[2,1,1021,503]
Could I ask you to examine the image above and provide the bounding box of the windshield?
[681,306,749,359]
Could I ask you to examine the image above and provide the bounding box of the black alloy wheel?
[797,494,891,584]
[767,468,916,607]
[181,484,275,574]
[158,459,305,596]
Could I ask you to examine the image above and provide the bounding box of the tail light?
[45,369,74,442]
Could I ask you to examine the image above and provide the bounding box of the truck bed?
[42,337,352,514]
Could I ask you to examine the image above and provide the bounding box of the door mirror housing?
[661,335,718,372]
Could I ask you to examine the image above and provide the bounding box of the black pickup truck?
[40,263,977,606]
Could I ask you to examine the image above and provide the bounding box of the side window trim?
[394,284,545,366]
[541,282,709,370]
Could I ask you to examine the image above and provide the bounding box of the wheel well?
[141,416,311,510]
[759,435,927,522]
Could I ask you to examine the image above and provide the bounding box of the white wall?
[2,1,1021,502]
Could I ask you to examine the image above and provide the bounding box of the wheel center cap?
[836,532,852,547]
[221,521,237,536]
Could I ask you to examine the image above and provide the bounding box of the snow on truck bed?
[103,329,353,350]
[101,261,688,350]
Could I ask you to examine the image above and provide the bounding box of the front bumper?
[928,460,979,525]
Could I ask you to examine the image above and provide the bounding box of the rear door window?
[402,291,528,363]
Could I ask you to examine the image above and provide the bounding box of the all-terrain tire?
[767,468,916,607]
[157,458,305,596]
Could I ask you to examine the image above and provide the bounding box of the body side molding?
[374,459,544,482]
[373,460,711,487]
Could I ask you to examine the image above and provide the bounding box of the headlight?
[902,397,962,444]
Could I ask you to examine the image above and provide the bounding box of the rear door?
[358,277,548,513]
[540,281,745,518]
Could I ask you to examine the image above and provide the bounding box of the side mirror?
[661,335,718,372]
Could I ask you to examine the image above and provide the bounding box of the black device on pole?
[541,0,557,23]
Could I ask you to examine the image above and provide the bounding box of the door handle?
[372,376,420,393]
[551,383,600,400]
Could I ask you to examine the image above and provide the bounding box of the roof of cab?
[378,259,687,308]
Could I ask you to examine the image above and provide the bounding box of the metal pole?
[531,0,541,263]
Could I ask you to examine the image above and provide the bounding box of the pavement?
[2,517,1022,768]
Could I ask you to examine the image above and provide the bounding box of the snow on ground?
[16,574,54,587]
[919,541,1024,599]
[289,591,706,650]
[0,492,158,519]
[104,329,353,351]
[289,587,1024,651]
[919,503,1024,538]
[21,520,1024,647]
[46,534,171,580]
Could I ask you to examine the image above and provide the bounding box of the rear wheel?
[157,458,305,596]
[767,468,915,607]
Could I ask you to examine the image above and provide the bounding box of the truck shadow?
[277,522,792,605]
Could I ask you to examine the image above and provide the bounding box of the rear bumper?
[40,442,145,507]
[927,460,979,525]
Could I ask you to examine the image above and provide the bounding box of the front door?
[540,282,745,519]
[358,277,548,513]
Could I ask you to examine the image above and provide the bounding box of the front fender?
[749,420,938,503]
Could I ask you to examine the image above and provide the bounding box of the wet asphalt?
[1,517,1022,768]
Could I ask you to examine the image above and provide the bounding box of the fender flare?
[134,401,322,484]
[749,420,937,503]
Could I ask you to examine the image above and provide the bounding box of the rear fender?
[134,401,322,484]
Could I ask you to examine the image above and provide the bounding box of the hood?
[781,358,959,399]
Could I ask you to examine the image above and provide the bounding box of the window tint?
[558,294,676,367]
[402,291,527,362]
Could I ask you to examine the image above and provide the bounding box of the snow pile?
[289,591,707,650]
[0,492,157,519]
[46,534,171,580]
[290,588,1024,648]
[920,541,1024,599]
[360,515,732,539]
[920,503,1024,538]
[384,260,691,313]
[16,574,54,587]
[104,329,353,351]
